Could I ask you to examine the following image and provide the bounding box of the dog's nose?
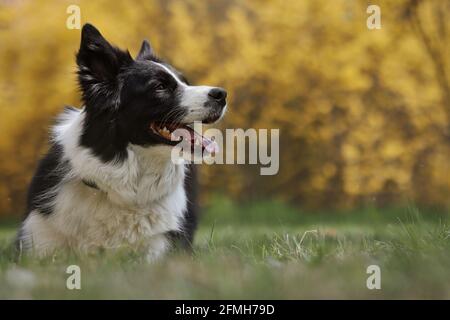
[208,87,227,101]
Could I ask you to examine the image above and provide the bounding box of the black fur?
[169,164,199,249]
[26,143,69,216]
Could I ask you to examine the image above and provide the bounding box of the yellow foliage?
[0,0,449,217]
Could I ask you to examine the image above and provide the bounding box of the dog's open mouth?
[149,122,219,154]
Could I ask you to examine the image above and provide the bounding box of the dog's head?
[76,24,227,161]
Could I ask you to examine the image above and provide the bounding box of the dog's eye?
[155,83,167,91]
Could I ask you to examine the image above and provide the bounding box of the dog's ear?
[76,24,132,83]
[136,40,154,61]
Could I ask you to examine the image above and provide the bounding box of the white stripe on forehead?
[152,62,187,87]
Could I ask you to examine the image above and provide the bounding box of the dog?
[16,24,227,260]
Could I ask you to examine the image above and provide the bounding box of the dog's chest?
[53,149,187,250]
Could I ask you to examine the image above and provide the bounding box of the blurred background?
[0,0,449,221]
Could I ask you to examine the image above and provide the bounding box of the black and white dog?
[17,24,227,260]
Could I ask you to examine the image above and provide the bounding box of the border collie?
[16,24,227,260]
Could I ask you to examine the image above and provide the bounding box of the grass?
[0,199,450,299]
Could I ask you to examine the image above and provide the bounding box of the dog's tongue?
[174,125,219,154]
[198,132,219,154]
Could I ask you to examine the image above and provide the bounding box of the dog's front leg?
[145,233,170,262]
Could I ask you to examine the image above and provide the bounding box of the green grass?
[0,200,450,299]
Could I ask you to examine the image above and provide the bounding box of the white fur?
[20,108,187,260]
